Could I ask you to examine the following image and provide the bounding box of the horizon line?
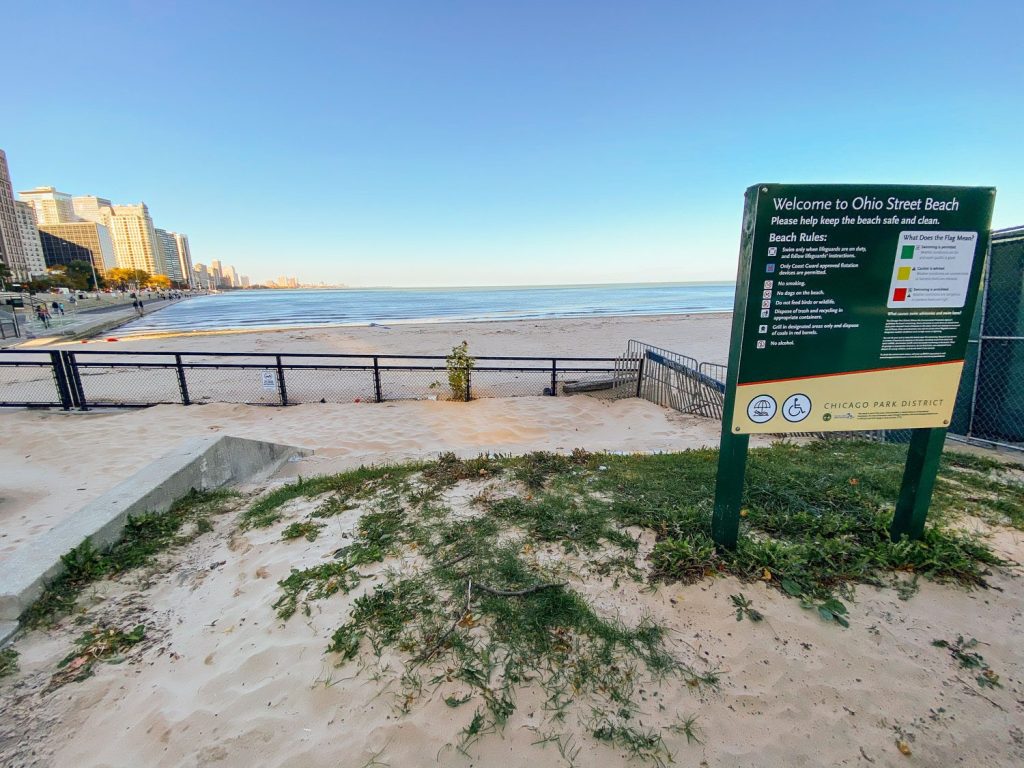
[243,279,738,291]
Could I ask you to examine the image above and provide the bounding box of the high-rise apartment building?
[0,150,30,282]
[154,228,185,284]
[104,203,165,274]
[17,186,77,225]
[239,275,250,288]
[174,233,194,287]
[210,259,225,288]
[14,201,47,276]
[193,262,212,289]
[38,221,116,278]
[71,195,113,224]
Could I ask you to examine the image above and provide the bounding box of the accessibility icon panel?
[746,395,777,423]
[782,394,811,423]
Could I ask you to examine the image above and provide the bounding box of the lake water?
[119,282,736,335]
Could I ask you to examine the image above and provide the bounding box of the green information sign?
[712,183,996,549]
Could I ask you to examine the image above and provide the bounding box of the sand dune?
[2,469,1022,768]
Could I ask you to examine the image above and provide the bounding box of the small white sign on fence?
[261,369,277,391]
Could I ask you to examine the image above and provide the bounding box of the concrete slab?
[0,434,311,631]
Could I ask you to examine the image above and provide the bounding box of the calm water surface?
[119,283,735,335]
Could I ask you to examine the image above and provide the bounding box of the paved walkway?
[1,297,184,347]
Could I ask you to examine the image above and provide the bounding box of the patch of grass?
[272,458,696,761]
[50,623,146,688]
[274,561,362,620]
[281,521,324,541]
[421,452,500,490]
[0,648,18,679]
[259,440,1018,762]
[328,578,437,659]
[512,449,592,491]
[649,534,717,583]
[591,713,671,767]
[490,493,636,552]
[593,441,1015,615]
[241,465,421,529]
[21,489,238,629]
[274,493,407,619]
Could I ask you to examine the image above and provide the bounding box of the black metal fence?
[0,349,641,410]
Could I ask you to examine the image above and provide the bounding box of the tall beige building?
[17,186,77,225]
[173,233,194,287]
[0,150,30,282]
[71,195,112,224]
[70,196,164,275]
[193,263,211,289]
[14,201,47,276]
[104,203,165,275]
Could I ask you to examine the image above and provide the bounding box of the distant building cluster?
[191,259,251,291]
[0,147,228,290]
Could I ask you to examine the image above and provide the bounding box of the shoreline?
[72,312,735,367]
[106,309,734,343]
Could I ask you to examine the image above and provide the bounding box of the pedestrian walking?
[36,305,50,328]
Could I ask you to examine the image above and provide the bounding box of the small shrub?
[445,341,475,401]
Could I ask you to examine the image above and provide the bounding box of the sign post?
[713,184,995,549]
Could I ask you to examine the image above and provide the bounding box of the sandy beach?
[1,312,1022,767]
[0,313,734,562]
[78,311,734,362]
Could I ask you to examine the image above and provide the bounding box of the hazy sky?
[5,1,1022,286]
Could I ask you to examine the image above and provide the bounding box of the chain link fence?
[943,226,1024,451]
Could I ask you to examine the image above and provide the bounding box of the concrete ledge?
[0,435,311,627]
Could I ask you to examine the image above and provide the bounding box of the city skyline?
[3,3,1022,288]
[9,172,279,288]
[12,178,197,287]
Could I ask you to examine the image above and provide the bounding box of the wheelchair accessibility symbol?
[746,394,777,423]
[782,394,811,423]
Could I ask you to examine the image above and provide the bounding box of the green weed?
[932,635,1002,688]
[51,623,146,688]
[241,465,421,529]
[281,521,324,541]
[21,489,238,628]
[0,648,18,679]
[729,593,764,623]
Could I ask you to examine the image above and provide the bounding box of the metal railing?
[622,340,726,419]
[0,349,641,410]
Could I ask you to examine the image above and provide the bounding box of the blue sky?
[5,1,1022,286]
